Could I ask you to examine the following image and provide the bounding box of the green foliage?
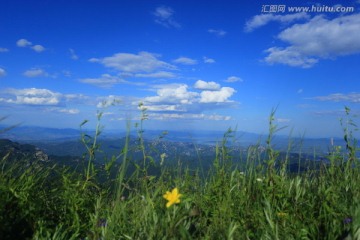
[0,107,359,239]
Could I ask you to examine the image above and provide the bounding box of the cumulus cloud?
[136,81,238,122]
[0,48,9,52]
[153,6,181,28]
[224,76,243,83]
[264,47,318,68]
[0,88,61,105]
[0,89,91,108]
[244,12,310,32]
[279,14,360,57]
[144,84,199,105]
[31,45,45,52]
[89,51,176,73]
[16,39,32,47]
[142,82,237,108]
[194,80,220,90]
[16,38,45,52]
[310,92,360,103]
[23,68,49,78]
[203,56,215,63]
[85,52,178,88]
[264,13,360,67]
[208,29,227,37]
[200,87,236,103]
[173,57,198,65]
[79,74,130,88]
[0,68,6,77]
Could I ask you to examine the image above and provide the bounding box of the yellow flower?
[277,212,288,218]
[163,188,182,208]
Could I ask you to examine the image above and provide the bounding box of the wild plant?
[0,106,359,239]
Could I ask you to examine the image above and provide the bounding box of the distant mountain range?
[0,137,329,176]
[0,125,86,141]
[2,124,355,177]
[0,125,346,156]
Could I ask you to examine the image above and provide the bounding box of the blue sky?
[1,0,360,138]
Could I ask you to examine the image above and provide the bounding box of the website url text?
[261,5,355,13]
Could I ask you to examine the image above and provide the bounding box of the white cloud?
[207,114,231,121]
[144,84,198,105]
[200,87,236,103]
[134,71,176,78]
[46,107,80,115]
[31,45,45,52]
[64,93,89,103]
[58,108,80,114]
[148,113,231,121]
[0,88,61,105]
[79,74,130,88]
[153,6,181,28]
[69,48,79,60]
[16,39,45,52]
[153,6,173,19]
[173,57,198,65]
[311,92,360,103]
[194,80,220,90]
[244,12,310,32]
[89,51,176,73]
[264,13,360,67]
[140,82,238,117]
[0,48,9,52]
[16,38,32,47]
[97,95,122,108]
[264,47,318,68]
[144,105,179,112]
[208,29,227,37]
[23,68,49,78]
[203,56,215,63]
[279,14,360,56]
[0,68,6,77]
[224,76,242,83]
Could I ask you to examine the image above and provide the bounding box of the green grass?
[1,108,360,239]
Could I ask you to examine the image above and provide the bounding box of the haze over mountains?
[0,125,343,157]
[1,124,354,177]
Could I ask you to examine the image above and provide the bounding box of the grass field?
[1,108,360,239]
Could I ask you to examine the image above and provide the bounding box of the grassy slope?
[1,109,360,240]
